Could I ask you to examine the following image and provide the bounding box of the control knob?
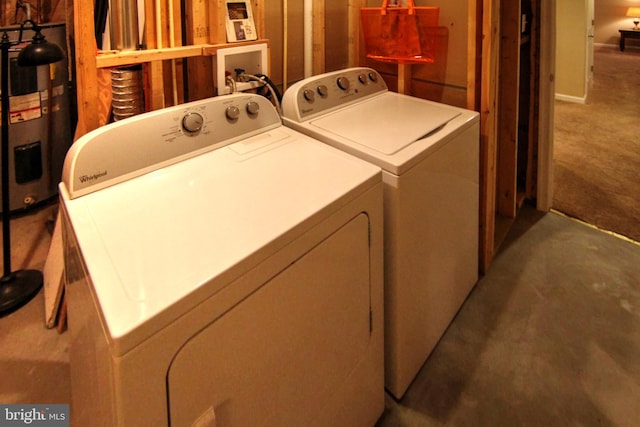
[317,84,328,97]
[303,89,315,102]
[225,105,241,120]
[358,73,368,84]
[369,72,378,83]
[181,112,204,134]
[337,76,350,91]
[246,101,260,115]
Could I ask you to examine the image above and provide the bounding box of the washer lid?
[62,127,381,354]
[309,94,460,155]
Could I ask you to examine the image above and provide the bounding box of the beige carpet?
[553,45,640,242]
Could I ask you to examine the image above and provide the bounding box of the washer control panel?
[63,94,281,198]
[281,67,388,121]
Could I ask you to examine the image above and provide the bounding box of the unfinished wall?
[263,0,352,90]
[262,0,469,106]
[1,0,66,26]
[362,0,469,106]
[414,0,468,104]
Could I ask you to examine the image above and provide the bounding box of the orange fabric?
[360,3,439,64]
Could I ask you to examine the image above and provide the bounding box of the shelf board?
[96,40,271,69]
[201,39,270,56]
[96,45,207,68]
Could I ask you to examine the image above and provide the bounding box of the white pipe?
[303,0,312,77]
[168,0,178,105]
[138,0,145,47]
[283,0,288,91]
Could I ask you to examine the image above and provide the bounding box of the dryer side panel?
[62,204,117,427]
[167,213,379,427]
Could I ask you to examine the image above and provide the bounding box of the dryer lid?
[309,94,460,155]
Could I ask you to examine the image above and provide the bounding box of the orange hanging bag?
[360,0,439,64]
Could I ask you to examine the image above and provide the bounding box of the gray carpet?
[553,45,640,243]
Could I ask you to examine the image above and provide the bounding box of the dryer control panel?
[62,94,281,199]
[282,67,388,121]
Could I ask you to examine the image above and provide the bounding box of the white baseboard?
[594,42,617,48]
[555,93,586,104]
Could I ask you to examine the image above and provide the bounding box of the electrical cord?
[226,70,283,115]
[243,73,282,115]
[255,74,283,104]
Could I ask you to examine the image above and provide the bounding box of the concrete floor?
[377,205,640,426]
[1,201,639,426]
[0,202,69,405]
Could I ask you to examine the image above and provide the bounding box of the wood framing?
[183,0,215,102]
[72,1,267,139]
[467,0,481,111]
[535,0,555,212]
[496,0,520,218]
[526,0,541,200]
[312,0,325,74]
[348,0,367,66]
[478,0,499,272]
[72,0,99,137]
[142,0,165,111]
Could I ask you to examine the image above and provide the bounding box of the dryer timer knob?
[182,112,204,134]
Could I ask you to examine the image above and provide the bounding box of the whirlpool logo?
[78,170,108,184]
[1,405,69,426]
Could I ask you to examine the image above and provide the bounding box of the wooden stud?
[526,0,540,200]
[348,0,366,67]
[478,0,499,272]
[467,0,481,111]
[496,0,520,218]
[251,0,265,39]
[72,0,99,139]
[180,0,212,101]
[144,0,166,110]
[312,0,325,75]
[397,63,412,95]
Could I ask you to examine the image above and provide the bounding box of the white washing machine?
[282,67,480,399]
[60,93,385,426]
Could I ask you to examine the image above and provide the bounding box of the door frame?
[474,0,556,270]
[535,0,556,212]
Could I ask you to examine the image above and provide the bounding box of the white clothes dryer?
[282,67,480,399]
[60,93,385,426]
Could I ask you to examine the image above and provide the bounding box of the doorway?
[552,48,640,242]
[551,1,640,242]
